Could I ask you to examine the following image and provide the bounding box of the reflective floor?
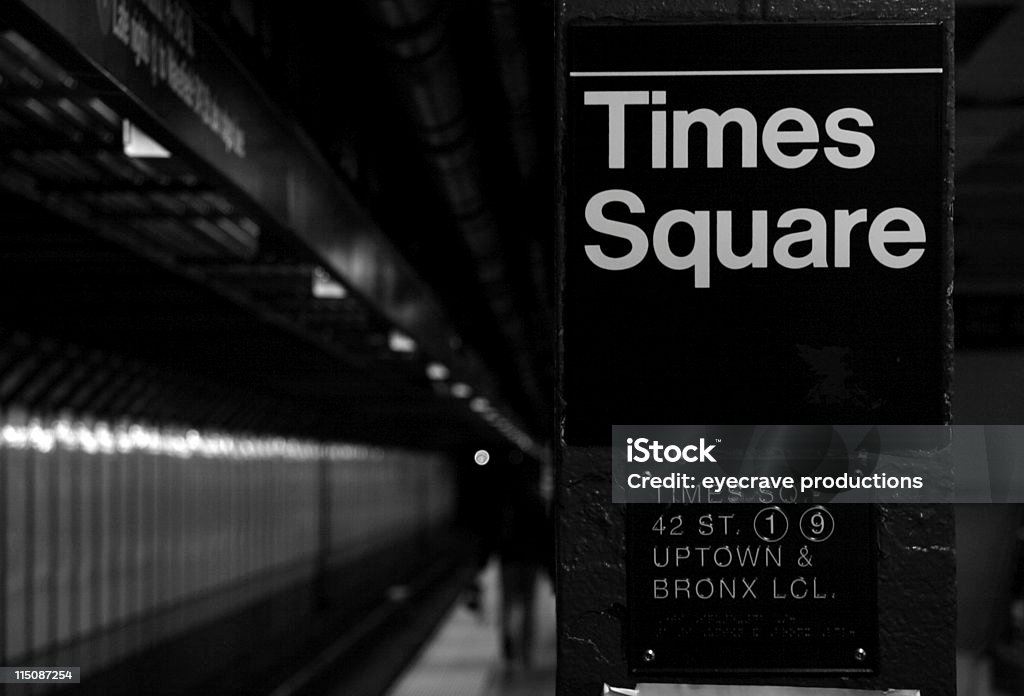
[386,562,557,696]
[959,651,1015,696]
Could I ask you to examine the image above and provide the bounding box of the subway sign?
[626,503,877,675]
[563,23,948,444]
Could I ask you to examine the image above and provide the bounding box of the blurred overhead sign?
[10,0,497,402]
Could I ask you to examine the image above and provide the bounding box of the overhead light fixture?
[387,330,417,354]
[425,362,450,381]
[469,397,490,413]
[122,119,170,158]
[450,383,472,399]
[311,267,347,299]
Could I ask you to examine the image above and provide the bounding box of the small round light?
[425,362,450,381]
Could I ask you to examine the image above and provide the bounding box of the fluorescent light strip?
[0,416,396,462]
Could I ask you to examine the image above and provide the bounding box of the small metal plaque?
[627,504,877,676]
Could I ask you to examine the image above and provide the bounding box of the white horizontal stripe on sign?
[569,68,944,77]
[634,686,920,696]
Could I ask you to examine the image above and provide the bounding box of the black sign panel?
[563,24,947,444]
[627,504,876,675]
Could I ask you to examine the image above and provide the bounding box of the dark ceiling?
[0,0,554,452]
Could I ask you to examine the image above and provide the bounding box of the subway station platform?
[0,1,1024,695]
[387,563,556,696]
